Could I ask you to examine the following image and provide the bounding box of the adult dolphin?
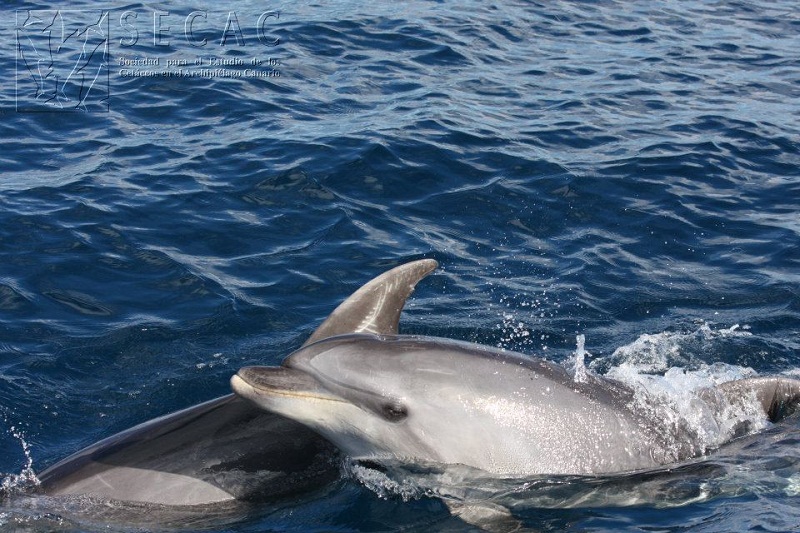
[36,395,339,505]
[232,259,800,477]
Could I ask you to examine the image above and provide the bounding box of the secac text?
[119,10,280,48]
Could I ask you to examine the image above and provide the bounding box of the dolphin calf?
[232,259,800,477]
[37,392,338,505]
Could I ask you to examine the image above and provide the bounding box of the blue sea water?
[1,0,799,531]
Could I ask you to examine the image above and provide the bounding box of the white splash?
[573,334,588,383]
[593,323,752,374]
[601,324,765,458]
[0,418,40,496]
[786,473,800,496]
[494,292,558,352]
[496,313,531,348]
[343,458,426,502]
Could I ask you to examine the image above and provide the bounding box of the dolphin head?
[231,335,448,462]
[231,259,446,462]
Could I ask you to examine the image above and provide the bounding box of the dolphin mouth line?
[231,374,346,404]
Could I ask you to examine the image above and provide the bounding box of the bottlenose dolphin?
[37,392,338,505]
[232,259,800,477]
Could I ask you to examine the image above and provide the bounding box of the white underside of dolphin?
[232,259,800,477]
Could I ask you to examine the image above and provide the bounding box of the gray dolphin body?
[232,259,800,476]
[37,394,339,505]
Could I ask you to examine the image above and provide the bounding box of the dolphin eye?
[381,401,408,422]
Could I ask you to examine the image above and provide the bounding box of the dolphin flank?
[231,259,800,476]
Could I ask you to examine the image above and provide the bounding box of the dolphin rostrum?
[232,259,800,477]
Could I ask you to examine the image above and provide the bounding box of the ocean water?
[1,0,799,531]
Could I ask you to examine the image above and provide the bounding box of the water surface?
[1,1,799,531]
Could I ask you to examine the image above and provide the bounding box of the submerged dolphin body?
[232,259,800,477]
[37,394,339,505]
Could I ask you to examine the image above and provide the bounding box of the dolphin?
[36,394,339,504]
[231,259,800,477]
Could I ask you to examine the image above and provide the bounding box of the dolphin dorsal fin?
[302,259,439,347]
